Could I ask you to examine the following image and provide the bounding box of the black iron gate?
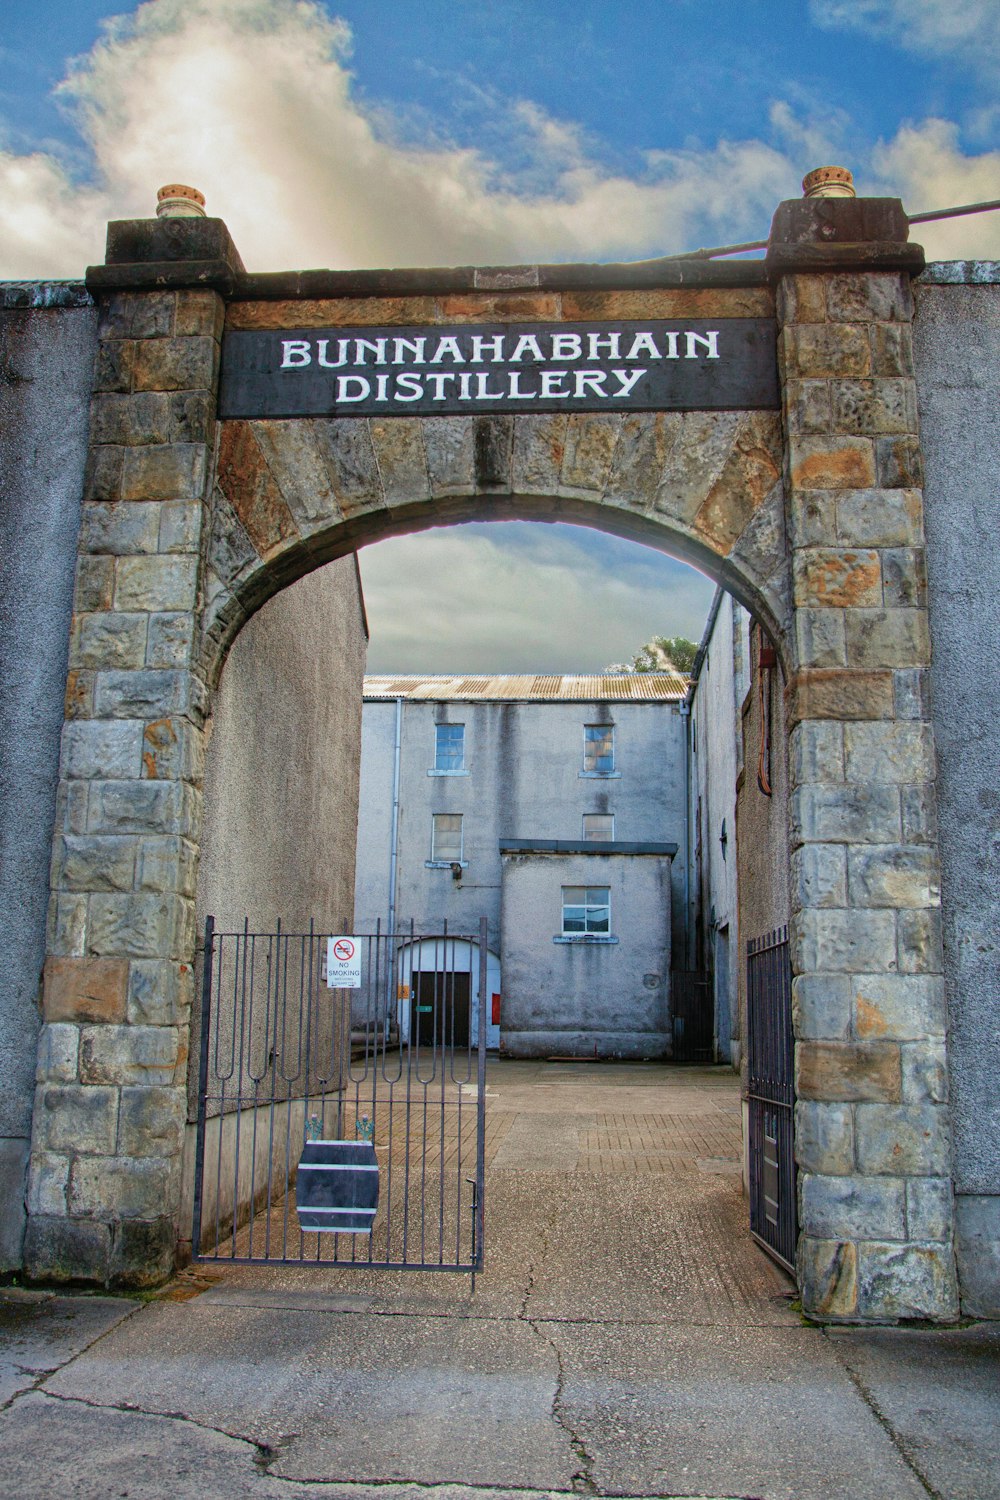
[746,925,796,1272]
[192,917,487,1276]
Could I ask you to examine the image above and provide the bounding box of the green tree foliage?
[608,634,698,675]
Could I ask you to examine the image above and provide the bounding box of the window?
[433,723,465,773]
[562,886,610,935]
[431,813,463,862]
[583,813,614,842]
[583,723,615,774]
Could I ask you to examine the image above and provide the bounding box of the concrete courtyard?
[1,1060,997,1499]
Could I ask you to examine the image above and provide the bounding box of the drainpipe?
[386,697,403,1019]
[678,697,692,970]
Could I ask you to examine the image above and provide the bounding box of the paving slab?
[826,1323,1000,1500]
[0,1289,136,1407]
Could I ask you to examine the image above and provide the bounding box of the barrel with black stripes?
[295,1140,380,1234]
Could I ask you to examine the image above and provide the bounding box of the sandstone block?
[69,1154,181,1221]
[855,1103,951,1176]
[207,491,258,585]
[114,555,199,613]
[175,289,225,339]
[797,1041,901,1103]
[790,435,877,491]
[829,379,916,436]
[893,668,932,723]
[128,959,194,1026]
[132,336,217,392]
[35,1023,80,1084]
[413,414,477,498]
[797,1236,857,1319]
[793,973,852,1041]
[142,717,204,783]
[227,295,439,330]
[120,443,207,503]
[783,378,831,434]
[47,893,87,958]
[776,275,827,325]
[844,721,935,784]
[27,1151,70,1217]
[825,273,913,325]
[55,780,89,839]
[907,1177,952,1243]
[871,322,914,377]
[125,291,176,340]
[158,500,203,554]
[136,836,199,898]
[845,608,930,669]
[146,612,194,669]
[79,1024,179,1087]
[79,501,160,556]
[92,339,135,394]
[61,719,143,780]
[789,721,844,784]
[64,669,94,720]
[511,413,569,495]
[901,1039,948,1103]
[792,783,899,844]
[835,487,922,547]
[72,611,148,672]
[370,419,433,505]
[87,778,189,836]
[24,1215,111,1284]
[561,412,623,497]
[856,1241,958,1321]
[311,419,385,514]
[83,445,124,503]
[794,547,881,607]
[118,1086,187,1157]
[853,973,947,1041]
[75,556,115,613]
[35,1082,118,1154]
[795,1101,854,1174]
[109,1215,178,1289]
[897,909,943,976]
[795,908,897,975]
[900,783,938,843]
[788,488,830,546]
[794,608,846,668]
[875,435,924,488]
[782,324,871,379]
[94,668,192,719]
[881,548,927,608]
[217,421,299,558]
[791,844,848,910]
[55,836,136,895]
[847,844,940,909]
[86,892,195,961]
[563,287,773,320]
[800,1171,905,1240]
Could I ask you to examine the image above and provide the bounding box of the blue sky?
[3,0,996,669]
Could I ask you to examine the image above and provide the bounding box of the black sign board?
[219,318,778,419]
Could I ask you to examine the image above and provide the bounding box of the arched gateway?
[27,192,957,1321]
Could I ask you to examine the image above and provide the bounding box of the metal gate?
[192,917,487,1277]
[746,925,796,1272]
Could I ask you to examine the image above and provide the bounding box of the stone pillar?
[770,198,959,1320]
[25,218,241,1285]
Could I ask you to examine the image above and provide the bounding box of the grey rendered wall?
[913,268,1000,1315]
[0,288,97,1269]
[196,555,367,939]
[354,696,688,961]
[500,849,672,1056]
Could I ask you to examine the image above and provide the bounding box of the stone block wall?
[779,269,958,1320]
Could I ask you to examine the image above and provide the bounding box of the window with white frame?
[582,813,614,842]
[433,722,465,773]
[431,813,463,862]
[583,723,614,774]
[561,885,610,935]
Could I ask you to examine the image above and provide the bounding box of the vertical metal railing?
[192,916,487,1274]
[746,925,796,1272]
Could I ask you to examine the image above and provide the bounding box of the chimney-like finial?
[801,166,856,199]
[156,184,207,218]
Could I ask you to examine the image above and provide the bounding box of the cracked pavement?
[1,1061,998,1500]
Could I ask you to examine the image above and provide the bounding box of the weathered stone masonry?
[23,198,961,1316]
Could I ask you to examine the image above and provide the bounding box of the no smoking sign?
[326,936,363,989]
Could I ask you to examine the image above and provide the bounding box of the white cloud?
[356,524,715,674]
[809,1,1000,71]
[867,120,1000,258]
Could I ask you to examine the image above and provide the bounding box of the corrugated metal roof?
[362,672,688,702]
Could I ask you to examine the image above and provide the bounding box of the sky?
[3,0,997,670]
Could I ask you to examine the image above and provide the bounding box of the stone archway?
[26,197,957,1322]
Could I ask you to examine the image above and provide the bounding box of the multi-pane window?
[582,813,614,841]
[561,886,610,935]
[434,723,465,772]
[583,723,614,773]
[431,813,463,862]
